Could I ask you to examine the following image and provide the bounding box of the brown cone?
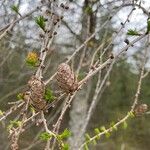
[56,63,78,93]
[27,76,46,110]
[134,104,148,116]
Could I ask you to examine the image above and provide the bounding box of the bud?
[56,63,78,93]
[134,104,148,116]
[22,91,30,102]
[26,52,38,67]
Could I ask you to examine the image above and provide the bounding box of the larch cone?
[27,76,46,110]
[56,63,78,93]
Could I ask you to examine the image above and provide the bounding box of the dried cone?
[134,104,148,116]
[56,63,78,93]
[27,76,46,110]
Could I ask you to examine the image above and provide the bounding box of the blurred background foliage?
[0,0,150,150]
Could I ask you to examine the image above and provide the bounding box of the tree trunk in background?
[68,0,96,149]
[68,85,91,149]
